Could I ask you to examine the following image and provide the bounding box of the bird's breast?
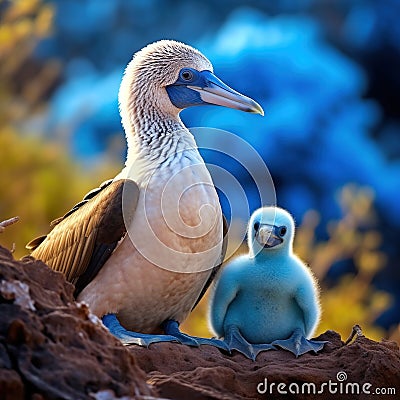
[129,153,223,271]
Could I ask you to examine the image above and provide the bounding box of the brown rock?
[129,326,400,400]
[0,246,154,400]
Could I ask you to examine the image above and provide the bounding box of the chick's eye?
[180,69,194,81]
[253,221,260,232]
[279,226,287,237]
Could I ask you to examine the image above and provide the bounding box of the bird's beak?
[188,71,264,115]
[256,224,283,248]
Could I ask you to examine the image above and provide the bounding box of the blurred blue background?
[1,0,399,336]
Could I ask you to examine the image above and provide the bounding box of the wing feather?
[27,179,139,296]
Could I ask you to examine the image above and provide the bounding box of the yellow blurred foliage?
[296,186,390,341]
[0,0,59,123]
[0,0,119,257]
[0,129,119,258]
[0,0,52,57]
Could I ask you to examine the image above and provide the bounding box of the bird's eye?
[253,221,260,232]
[180,69,194,81]
[278,226,287,237]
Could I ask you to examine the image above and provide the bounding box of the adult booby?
[209,207,326,359]
[27,40,263,347]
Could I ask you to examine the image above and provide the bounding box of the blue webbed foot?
[272,328,327,357]
[102,314,178,347]
[224,325,275,361]
[163,320,230,352]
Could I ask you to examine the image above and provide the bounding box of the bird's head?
[248,206,295,257]
[119,40,264,125]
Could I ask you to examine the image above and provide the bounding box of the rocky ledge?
[0,245,399,400]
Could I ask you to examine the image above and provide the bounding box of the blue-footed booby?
[27,40,263,348]
[209,206,326,359]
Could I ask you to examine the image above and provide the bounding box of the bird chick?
[209,206,326,359]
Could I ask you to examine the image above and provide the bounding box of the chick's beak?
[256,224,283,248]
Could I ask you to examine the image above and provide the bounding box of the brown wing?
[27,179,139,296]
[191,214,228,311]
